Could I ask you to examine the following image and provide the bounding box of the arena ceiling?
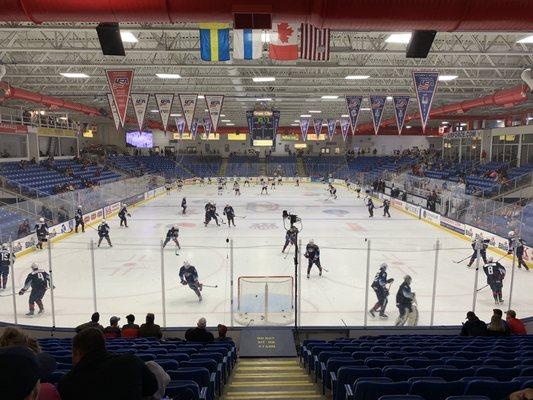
[0,22,532,129]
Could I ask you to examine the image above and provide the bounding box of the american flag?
[300,23,330,61]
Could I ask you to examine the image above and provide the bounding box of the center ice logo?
[323,209,348,217]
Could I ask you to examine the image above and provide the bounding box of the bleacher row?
[300,335,533,400]
[38,336,236,400]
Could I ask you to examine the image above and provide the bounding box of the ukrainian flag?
[199,23,230,61]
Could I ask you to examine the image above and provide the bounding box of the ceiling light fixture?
[308,110,322,113]
[360,107,371,111]
[156,73,181,79]
[300,114,312,118]
[438,75,458,81]
[150,109,159,113]
[225,123,235,126]
[60,72,89,78]
[386,96,393,101]
[345,75,370,80]
[517,35,533,44]
[170,113,182,117]
[385,33,412,44]
[197,95,205,99]
[120,31,138,43]
[321,95,339,100]
[221,119,231,122]
[256,98,272,101]
[252,77,275,82]
[341,114,349,118]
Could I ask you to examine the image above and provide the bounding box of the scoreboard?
[247,109,279,147]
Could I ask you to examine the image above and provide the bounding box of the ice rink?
[1,181,531,329]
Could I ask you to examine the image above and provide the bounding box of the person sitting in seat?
[103,316,121,339]
[139,313,162,340]
[185,317,214,343]
[122,314,140,338]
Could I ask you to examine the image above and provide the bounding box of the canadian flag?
[269,22,299,60]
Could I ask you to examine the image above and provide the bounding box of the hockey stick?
[202,284,218,288]
[476,284,489,292]
[453,255,471,264]
[321,266,329,272]
[235,216,247,219]
[283,244,292,259]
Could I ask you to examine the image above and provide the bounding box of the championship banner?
[203,116,212,137]
[205,95,224,132]
[107,93,121,131]
[105,70,134,127]
[272,110,281,135]
[299,118,310,141]
[340,117,350,141]
[345,96,363,134]
[190,118,199,139]
[313,118,323,136]
[175,117,186,138]
[370,95,387,135]
[155,93,174,133]
[393,95,410,134]
[130,93,149,132]
[246,110,254,135]
[178,94,198,133]
[413,71,439,132]
[327,118,337,140]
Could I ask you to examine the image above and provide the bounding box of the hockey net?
[236,276,294,326]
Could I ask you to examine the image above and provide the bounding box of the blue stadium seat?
[464,380,521,400]
[409,381,467,400]
[350,382,410,400]
[333,367,382,400]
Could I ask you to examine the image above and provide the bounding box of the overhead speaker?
[96,23,125,56]
[521,68,533,91]
[406,30,437,58]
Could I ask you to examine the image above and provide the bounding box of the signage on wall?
[37,127,77,137]
[444,130,480,139]
[0,123,29,135]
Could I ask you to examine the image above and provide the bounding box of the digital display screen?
[126,131,153,148]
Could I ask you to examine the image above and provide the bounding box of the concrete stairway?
[296,156,307,177]
[219,158,228,176]
[259,158,267,176]
[222,358,324,400]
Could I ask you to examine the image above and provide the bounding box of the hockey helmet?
[1,243,7,249]
[31,263,38,270]
[379,263,388,270]
[77,205,82,208]
[39,217,44,222]
[404,274,412,282]
[183,260,190,267]
[174,224,179,229]
[508,230,515,237]
[102,219,106,223]
[309,239,314,245]
[487,256,494,263]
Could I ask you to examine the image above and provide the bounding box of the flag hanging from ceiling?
[413,71,439,132]
[205,95,224,132]
[370,95,387,135]
[155,93,174,133]
[175,117,186,138]
[340,117,350,141]
[272,110,281,135]
[345,96,363,134]
[107,93,121,131]
[313,118,323,136]
[246,110,254,135]
[190,118,199,138]
[327,118,337,140]
[130,93,149,132]
[233,29,263,60]
[203,117,212,138]
[178,94,198,133]
[300,23,330,61]
[105,69,134,127]
[393,95,411,134]
[299,117,310,141]
[269,22,299,60]
[199,23,230,61]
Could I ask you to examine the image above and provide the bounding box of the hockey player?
[395,275,415,326]
[177,179,184,191]
[179,261,202,302]
[381,199,391,218]
[163,225,180,249]
[483,257,506,305]
[204,203,220,227]
[466,236,489,267]
[366,198,375,218]
[0,243,15,290]
[75,205,85,233]
[165,181,172,195]
[328,184,337,200]
[233,181,241,196]
[34,217,49,249]
[304,239,323,278]
[295,175,300,187]
[355,182,362,198]
[244,178,250,187]
[223,204,236,227]
[19,263,50,316]
[199,177,205,186]
[270,177,276,190]
[260,181,268,195]
[369,263,394,319]
[181,197,187,215]
[217,180,223,196]
[118,203,131,228]
[97,219,112,248]
[508,231,529,270]
[277,176,282,186]
[222,177,227,189]
[282,226,298,253]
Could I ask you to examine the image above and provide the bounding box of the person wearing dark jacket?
[75,312,104,333]
[58,328,158,400]
[185,317,214,343]
[103,316,121,339]
[122,314,140,338]
[138,313,163,339]
[460,311,487,336]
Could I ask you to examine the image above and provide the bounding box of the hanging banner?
[345,96,363,134]
[246,110,254,135]
[340,117,350,141]
[313,118,323,136]
[393,95,411,135]
[105,70,134,127]
[130,93,149,132]
[272,110,281,135]
[155,93,174,133]
[370,95,387,135]
[106,93,121,131]
[190,118,199,139]
[178,94,198,133]
[203,116,212,138]
[413,71,439,132]
[327,118,337,140]
[205,95,224,132]
[299,118,310,141]
[175,117,186,138]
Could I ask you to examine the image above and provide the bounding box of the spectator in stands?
[0,346,42,400]
[185,317,214,343]
[145,361,170,400]
[139,313,163,339]
[506,310,527,335]
[103,316,121,339]
[18,219,31,237]
[487,309,510,336]
[57,207,68,223]
[460,311,487,336]
[215,324,232,342]
[122,314,140,338]
[75,312,104,333]
[58,328,158,400]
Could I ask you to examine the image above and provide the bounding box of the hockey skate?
[369,309,376,318]
[38,309,45,314]
[379,313,388,319]
[26,310,34,316]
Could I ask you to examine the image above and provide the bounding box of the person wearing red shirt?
[506,310,527,335]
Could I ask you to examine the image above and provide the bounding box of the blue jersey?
[179,266,198,284]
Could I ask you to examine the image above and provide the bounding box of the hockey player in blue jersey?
[181,197,187,214]
[282,226,298,253]
[34,217,49,249]
[305,239,323,278]
[19,263,51,316]
[97,220,112,248]
[369,263,394,319]
[0,243,15,290]
[508,231,529,270]
[483,257,506,305]
[75,205,85,233]
[179,261,202,302]
[118,203,131,227]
